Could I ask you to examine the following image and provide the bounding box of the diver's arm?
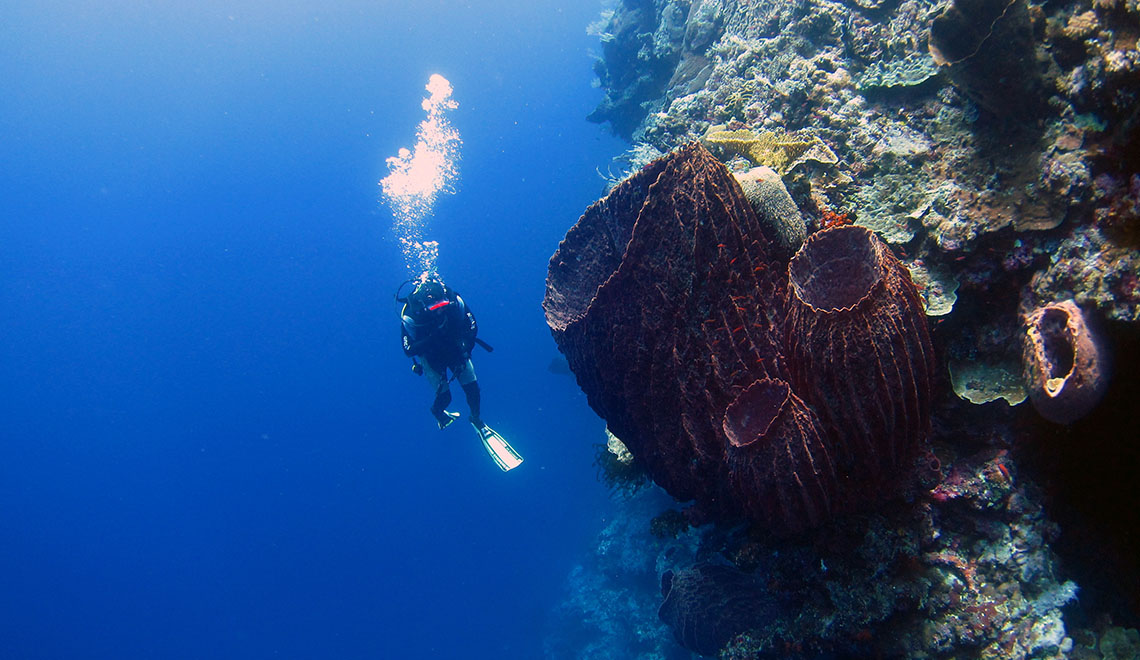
[401,328,417,357]
[401,316,434,357]
[453,295,478,353]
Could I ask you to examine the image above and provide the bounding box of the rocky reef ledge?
[546,0,1140,656]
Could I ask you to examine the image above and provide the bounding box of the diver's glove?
[411,362,424,376]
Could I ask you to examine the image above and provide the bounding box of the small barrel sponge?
[784,226,936,490]
[733,166,806,259]
[658,564,785,657]
[1022,300,1109,424]
[722,378,837,535]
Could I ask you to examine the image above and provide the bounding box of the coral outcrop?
[558,0,1140,656]
[587,0,721,139]
[1022,299,1110,423]
[548,440,1107,659]
[542,489,683,660]
[586,0,1140,325]
[544,143,934,534]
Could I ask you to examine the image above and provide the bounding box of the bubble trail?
[379,74,461,278]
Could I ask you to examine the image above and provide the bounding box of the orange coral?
[819,208,852,230]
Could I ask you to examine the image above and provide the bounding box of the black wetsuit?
[401,286,482,426]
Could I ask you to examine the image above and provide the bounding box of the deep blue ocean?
[1,3,627,657]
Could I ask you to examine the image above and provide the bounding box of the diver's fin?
[472,423,523,472]
[438,411,461,430]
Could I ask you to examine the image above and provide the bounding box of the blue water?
[1,3,626,657]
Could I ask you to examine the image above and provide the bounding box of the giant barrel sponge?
[543,143,934,534]
[785,225,936,495]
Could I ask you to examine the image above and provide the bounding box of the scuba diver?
[399,276,486,430]
[396,275,524,471]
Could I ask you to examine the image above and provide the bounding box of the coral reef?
[549,436,1119,658]
[1022,299,1110,423]
[588,0,721,139]
[1024,224,1140,322]
[584,0,1140,327]
[543,489,693,660]
[545,143,933,535]
[559,0,1140,656]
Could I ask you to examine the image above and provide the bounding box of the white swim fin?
[472,422,523,472]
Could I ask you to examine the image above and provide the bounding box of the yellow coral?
[702,126,837,174]
[1063,10,1099,39]
[605,429,634,465]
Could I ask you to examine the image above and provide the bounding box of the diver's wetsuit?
[401,283,483,428]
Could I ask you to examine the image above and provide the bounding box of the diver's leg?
[431,388,453,422]
[423,361,454,427]
[454,359,482,427]
[461,382,481,427]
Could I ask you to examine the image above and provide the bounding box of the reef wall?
[547,0,1140,656]
[590,0,1140,326]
